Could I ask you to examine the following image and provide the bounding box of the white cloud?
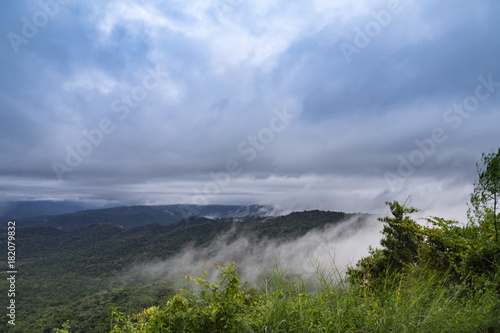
[97,1,168,38]
[62,69,118,94]
[95,0,392,70]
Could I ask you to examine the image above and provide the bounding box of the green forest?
[0,207,354,332]
[2,149,500,332]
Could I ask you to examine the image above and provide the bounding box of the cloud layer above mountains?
[1,0,499,220]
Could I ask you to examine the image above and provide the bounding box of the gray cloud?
[0,0,499,220]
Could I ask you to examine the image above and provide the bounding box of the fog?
[117,215,383,289]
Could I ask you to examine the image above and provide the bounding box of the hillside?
[0,209,359,332]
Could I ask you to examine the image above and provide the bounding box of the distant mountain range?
[0,200,100,220]
[3,202,273,231]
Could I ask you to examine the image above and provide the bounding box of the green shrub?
[110,262,264,332]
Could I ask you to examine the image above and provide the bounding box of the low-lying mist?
[117,215,383,289]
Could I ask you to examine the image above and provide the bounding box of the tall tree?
[378,200,422,269]
[347,200,423,285]
[470,148,500,242]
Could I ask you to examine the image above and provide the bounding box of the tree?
[347,200,423,284]
[470,148,500,242]
[378,200,422,269]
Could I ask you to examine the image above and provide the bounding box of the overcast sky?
[1,0,499,220]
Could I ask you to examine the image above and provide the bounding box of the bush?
[110,262,264,332]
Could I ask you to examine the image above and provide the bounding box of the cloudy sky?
[1,0,499,220]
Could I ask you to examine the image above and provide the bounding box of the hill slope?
[0,210,364,332]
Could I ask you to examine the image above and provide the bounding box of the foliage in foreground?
[107,258,500,333]
[111,263,264,332]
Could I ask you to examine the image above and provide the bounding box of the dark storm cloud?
[0,0,498,221]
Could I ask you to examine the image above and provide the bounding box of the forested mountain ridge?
[0,200,96,220]
[10,204,272,231]
[0,209,359,332]
[2,205,272,231]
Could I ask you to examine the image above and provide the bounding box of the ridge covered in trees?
[0,210,356,332]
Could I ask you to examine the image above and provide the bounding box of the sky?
[1,0,499,221]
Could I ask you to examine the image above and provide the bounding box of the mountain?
[0,200,103,220]
[0,209,365,332]
[14,204,272,231]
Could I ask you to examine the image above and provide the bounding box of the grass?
[106,256,500,333]
[256,263,499,332]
